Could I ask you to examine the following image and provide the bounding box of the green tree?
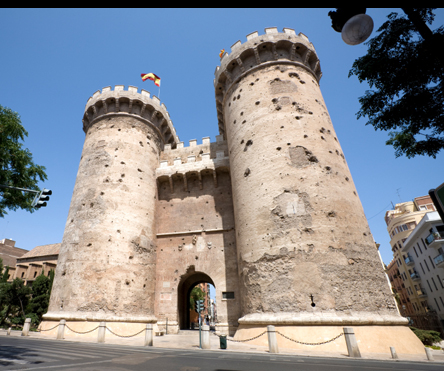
[410,327,442,346]
[0,278,31,326]
[349,8,444,158]
[0,104,47,217]
[189,285,205,311]
[26,269,54,323]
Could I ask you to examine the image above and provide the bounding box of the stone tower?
[45,86,179,324]
[214,28,411,348]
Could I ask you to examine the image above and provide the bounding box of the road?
[0,336,442,371]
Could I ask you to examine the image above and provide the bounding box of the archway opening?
[177,268,216,330]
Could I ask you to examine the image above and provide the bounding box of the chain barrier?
[212,331,267,343]
[36,324,60,332]
[276,331,344,346]
[105,326,146,338]
[31,321,147,338]
[65,324,100,334]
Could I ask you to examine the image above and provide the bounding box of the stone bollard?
[57,319,66,340]
[390,346,398,359]
[267,325,279,354]
[343,327,361,358]
[97,322,106,343]
[425,347,434,361]
[7,327,11,336]
[201,325,210,349]
[144,324,153,347]
[21,318,31,337]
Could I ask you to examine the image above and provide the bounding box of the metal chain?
[212,331,267,343]
[65,324,100,334]
[105,326,146,338]
[36,324,60,332]
[276,331,344,346]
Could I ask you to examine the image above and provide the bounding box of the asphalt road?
[0,336,442,371]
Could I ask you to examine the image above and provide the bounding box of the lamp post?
[327,8,374,45]
[328,7,444,53]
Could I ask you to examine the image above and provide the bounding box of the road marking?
[11,359,114,370]
[0,358,28,364]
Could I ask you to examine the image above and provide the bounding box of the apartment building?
[401,211,444,331]
[385,196,436,318]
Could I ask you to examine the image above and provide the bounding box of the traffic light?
[196,299,204,313]
[32,188,52,209]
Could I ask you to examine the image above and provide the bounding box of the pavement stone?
[1,328,444,364]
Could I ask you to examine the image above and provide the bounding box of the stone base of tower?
[234,313,425,355]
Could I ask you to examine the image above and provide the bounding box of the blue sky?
[1,8,443,270]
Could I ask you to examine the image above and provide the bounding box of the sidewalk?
[2,328,444,364]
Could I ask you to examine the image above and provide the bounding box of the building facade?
[0,239,28,277]
[385,259,415,317]
[401,211,444,333]
[7,243,59,286]
[41,28,423,354]
[384,196,436,318]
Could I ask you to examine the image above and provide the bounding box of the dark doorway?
[177,268,215,330]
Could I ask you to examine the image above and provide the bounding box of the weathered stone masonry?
[43,28,424,353]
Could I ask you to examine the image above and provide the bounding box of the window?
[429,256,435,269]
[413,246,419,258]
[424,259,430,272]
[427,280,433,293]
[33,272,37,278]
[440,297,444,309]
[420,262,425,274]
[21,272,24,278]
[431,277,438,291]
[222,292,235,299]
[418,242,423,254]
[434,298,441,312]
[438,275,444,289]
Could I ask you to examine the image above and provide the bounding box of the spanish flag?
[219,49,225,58]
[141,73,161,87]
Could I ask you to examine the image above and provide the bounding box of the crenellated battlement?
[82,85,180,147]
[159,133,228,163]
[157,134,229,192]
[214,27,322,137]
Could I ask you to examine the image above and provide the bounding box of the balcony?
[416,288,427,298]
[433,253,444,268]
[425,231,444,248]
[410,272,421,281]
[404,255,414,266]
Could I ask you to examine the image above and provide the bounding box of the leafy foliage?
[349,9,444,158]
[410,326,442,345]
[26,271,53,322]
[0,258,54,328]
[0,277,32,326]
[189,285,205,311]
[0,104,47,217]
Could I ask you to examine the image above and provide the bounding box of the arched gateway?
[42,28,424,354]
[177,270,214,330]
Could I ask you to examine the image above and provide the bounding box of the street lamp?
[328,8,374,45]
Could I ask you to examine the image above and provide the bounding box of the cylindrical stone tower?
[43,85,179,328]
[214,28,417,351]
